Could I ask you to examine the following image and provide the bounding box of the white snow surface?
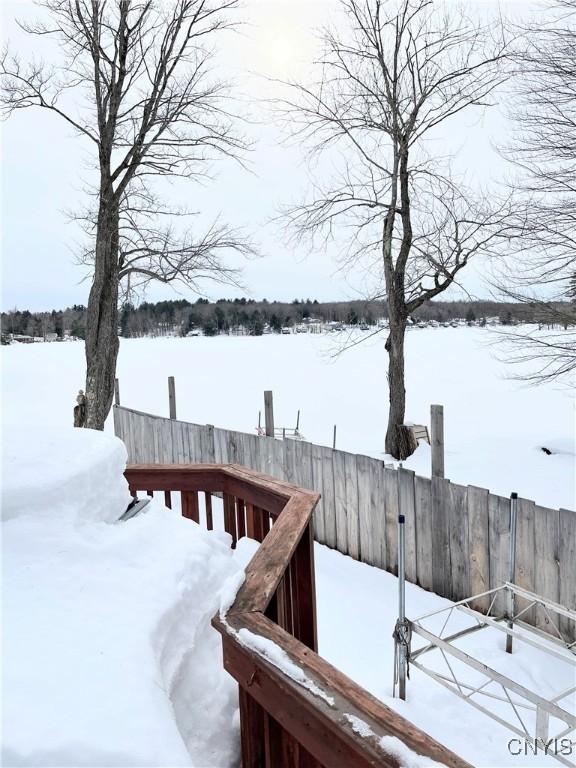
[2,425,132,523]
[235,625,335,705]
[343,715,446,768]
[2,329,574,510]
[2,430,243,768]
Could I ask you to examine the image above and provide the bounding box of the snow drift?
[1,426,131,523]
[2,428,242,767]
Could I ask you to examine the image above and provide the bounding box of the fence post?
[264,390,274,437]
[431,404,444,478]
[168,376,177,420]
[114,378,120,406]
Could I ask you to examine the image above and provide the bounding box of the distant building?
[13,335,35,344]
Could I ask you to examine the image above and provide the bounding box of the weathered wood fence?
[113,405,576,641]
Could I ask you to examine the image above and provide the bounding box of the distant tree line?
[3,298,571,340]
[1,305,87,340]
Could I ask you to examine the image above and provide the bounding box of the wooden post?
[264,390,274,437]
[293,521,318,651]
[431,404,444,478]
[114,378,120,406]
[168,376,176,420]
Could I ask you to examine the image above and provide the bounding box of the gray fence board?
[214,428,228,464]
[357,454,375,566]
[447,481,469,603]
[383,467,399,576]
[297,441,314,493]
[432,477,452,599]
[414,475,433,592]
[558,509,576,641]
[488,493,509,616]
[370,460,387,570]
[283,439,297,486]
[320,447,337,549]
[467,486,490,612]
[534,505,560,637]
[311,442,326,543]
[344,452,360,560]
[398,469,417,584]
[332,449,348,556]
[516,497,536,624]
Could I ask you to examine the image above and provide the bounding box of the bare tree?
[1,0,249,429]
[280,0,511,458]
[75,182,251,305]
[495,0,576,384]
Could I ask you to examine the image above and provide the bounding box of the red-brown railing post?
[204,492,213,529]
[236,498,246,539]
[223,493,237,546]
[181,491,199,523]
[238,688,266,767]
[293,521,318,652]
[264,713,283,766]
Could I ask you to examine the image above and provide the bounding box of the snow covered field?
[2,327,574,510]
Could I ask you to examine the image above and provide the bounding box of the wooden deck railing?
[125,463,471,768]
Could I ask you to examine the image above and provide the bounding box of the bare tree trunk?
[1,1,248,431]
[84,193,120,430]
[385,313,409,458]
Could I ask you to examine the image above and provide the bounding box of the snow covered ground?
[2,428,242,768]
[236,537,576,768]
[2,421,574,766]
[2,328,574,509]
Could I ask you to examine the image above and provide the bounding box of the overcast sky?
[1,0,538,311]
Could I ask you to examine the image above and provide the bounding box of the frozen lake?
[2,327,574,510]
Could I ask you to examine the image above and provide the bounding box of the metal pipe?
[397,514,407,699]
[506,492,518,654]
[399,514,406,624]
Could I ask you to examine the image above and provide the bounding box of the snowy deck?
[3,432,573,767]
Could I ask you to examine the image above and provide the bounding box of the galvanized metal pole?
[506,492,518,654]
[398,514,407,699]
[332,425,337,450]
